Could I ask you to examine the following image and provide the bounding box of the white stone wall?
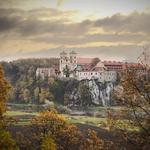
[76,71,117,82]
[103,71,117,82]
[36,68,56,79]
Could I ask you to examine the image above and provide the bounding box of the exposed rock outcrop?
[65,79,115,107]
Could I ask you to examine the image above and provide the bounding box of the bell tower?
[69,51,77,70]
[60,51,68,76]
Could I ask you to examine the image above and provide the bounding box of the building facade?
[36,51,146,82]
[59,51,117,82]
[36,67,59,79]
[59,51,77,77]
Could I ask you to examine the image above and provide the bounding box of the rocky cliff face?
[89,80,114,106]
[65,79,115,107]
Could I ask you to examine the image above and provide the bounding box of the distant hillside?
[0,58,116,107]
[0,58,65,104]
[0,58,59,85]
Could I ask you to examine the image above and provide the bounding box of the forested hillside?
[0,58,93,106]
[0,58,62,104]
[0,58,116,107]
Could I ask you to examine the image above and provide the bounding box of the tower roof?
[70,51,77,55]
[60,51,67,55]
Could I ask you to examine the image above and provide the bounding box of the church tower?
[60,51,69,76]
[69,51,77,70]
[59,51,77,77]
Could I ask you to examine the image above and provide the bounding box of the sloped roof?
[103,61,123,66]
[77,58,94,64]
[94,61,105,68]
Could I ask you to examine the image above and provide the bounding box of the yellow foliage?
[40,134,56,150]
[31,110,107,150]
[80,129,104,150]
[0,129,18,150]
[0,66,18,150]
[0,65,11,120]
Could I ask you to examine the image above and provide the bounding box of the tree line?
[0,58,93,106]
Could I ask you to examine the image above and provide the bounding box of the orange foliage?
[31,110,107,150]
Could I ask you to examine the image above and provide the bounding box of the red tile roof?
[103,61,123,66]
[77,58,94,64]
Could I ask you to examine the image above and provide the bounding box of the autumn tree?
[0,66,10,121]
[0,65,18,150]
[112,48,150,149]
[40,134,56,150]
[78,82,92,107]
[31,110,106,150]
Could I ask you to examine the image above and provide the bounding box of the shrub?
[55,105,72,114]
[0,129,18,150]
[40,134,56,150]
[31,110,107,150]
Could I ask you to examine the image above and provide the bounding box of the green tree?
[23,89,31,103]
[34,87,40,102]
[39,88,54,104]
[63,65,70,77]
[78,83,91,107]
[64,93,70,106]
[49,80,65,104]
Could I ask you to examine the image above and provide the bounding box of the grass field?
[5,111,38,116]
[5,110,139,131]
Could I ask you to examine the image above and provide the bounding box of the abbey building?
[36,51,120,82]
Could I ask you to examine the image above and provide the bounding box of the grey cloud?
[0,8,84,36]
[17,19,91,36]
[5,45,141,62]
[0,16,21,32]
[27,8,77,20]
[0,8,149,47]
[33,33,148,45]
[95,12,150,34]
[0,0,34,7]
[57,0,65,7]
[0,8,24,17]
[0,8,149,36]
[18,19,66,36]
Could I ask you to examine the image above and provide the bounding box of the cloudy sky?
[0,0,150,62]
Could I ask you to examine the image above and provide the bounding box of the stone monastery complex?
[36,51,143,82]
